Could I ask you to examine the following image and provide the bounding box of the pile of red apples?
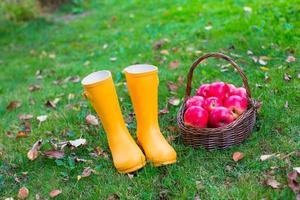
[184,81,248,128]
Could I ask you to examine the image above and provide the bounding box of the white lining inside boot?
[81,70,111,85]
[124,64,157,74]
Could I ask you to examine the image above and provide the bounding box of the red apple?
[230,87,247,98]
[186,96,205,108]
[207,81,230,101]
[196,84,210,97]
[184,106,209,128]
[224,95,248,119]
[228,83,237,94]
[203,97,222,112]
[209,106,234,128]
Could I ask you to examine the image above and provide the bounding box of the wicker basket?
[177,52,261,150]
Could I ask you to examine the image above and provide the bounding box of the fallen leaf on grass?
[83,60,90,67]
[6,101,21,111]
[37,115,47,123]
[16,131,28,139]
[169,60,180,69]
[177,75,184,86]
[168,97,180,106]
[107,193,120,200]
[6,131,13,138]
[127,173,134,179]
[153,39,168,50]
[43,150,65,159]
[260,154,275,161]
[86,114,99,126]
[49,53,56,59]
[77,167,96,180]
[93,146,109,158]
[45,100,56,108]
[205,25,212,31]
[243,6,252,13]
[167,81,178,92]
[286,55,296,63]
[265,177,281,189]
[284,73,292,81]
[160,49,169,55]
[27,140,43,160]
[260,66,269,72]
[45,98,60,108]
[110,57,117,62]
[232,152,244,162]
[68,76,81,83]
[69,138,86,148]
[49,189,62,198]
[159,107,169,115]
[28,84,41,92]
[287,170,300,192]
[284,101,289,109]
[18,114,33,120]
[18,186,29,199]
[293,167,300,174]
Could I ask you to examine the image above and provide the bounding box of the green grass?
[0,0,300,199]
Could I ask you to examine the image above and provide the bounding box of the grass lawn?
[1,0,300,199]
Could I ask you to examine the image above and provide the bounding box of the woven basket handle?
[185,52,252,99]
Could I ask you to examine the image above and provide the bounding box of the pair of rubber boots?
[81,64,176,173]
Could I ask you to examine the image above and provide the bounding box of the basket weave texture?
[177,53,261,150]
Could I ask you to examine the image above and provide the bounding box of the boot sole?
[153,159,176,167]
[118,160,146,174]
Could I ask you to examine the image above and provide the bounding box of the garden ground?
[0,0,300,199]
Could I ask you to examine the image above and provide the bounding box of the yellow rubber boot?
[124,65,177,166]
[81,70,146,173]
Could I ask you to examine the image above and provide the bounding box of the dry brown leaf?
[160,49,169,55]
[107,193,120,200]
[169,60,180,69]
[260,154,275,161]
[293,167,300,174]
[127,173,134,179]
[168,97,180,106]
[49,189,62,198]
[243,6,252,13]
[153,39,167,50]
[6,131,13,138]
[18,186,29,199]
[37,115,47,124]
[16,131,28,139]
[286,55,296,63]
[94,146,109,158]
[167,81,178,92]
[68,76,81,83]
[78,167,96,180]
[86,114,99,126]
[287,170,300,192]
[110,57,117,62]
[45,100,56,108]
[43,150,64,159]
[69,138,86,148]
[18,114,33,120]
[260,66,269,72]
[159,107,169,115]
[232,152,244,162]
[284,73,292,81]
[28,84,41,92]
[177,75,184,86]
[265,177,281,189]
[6,101,21,111]
[27,140,43,161]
